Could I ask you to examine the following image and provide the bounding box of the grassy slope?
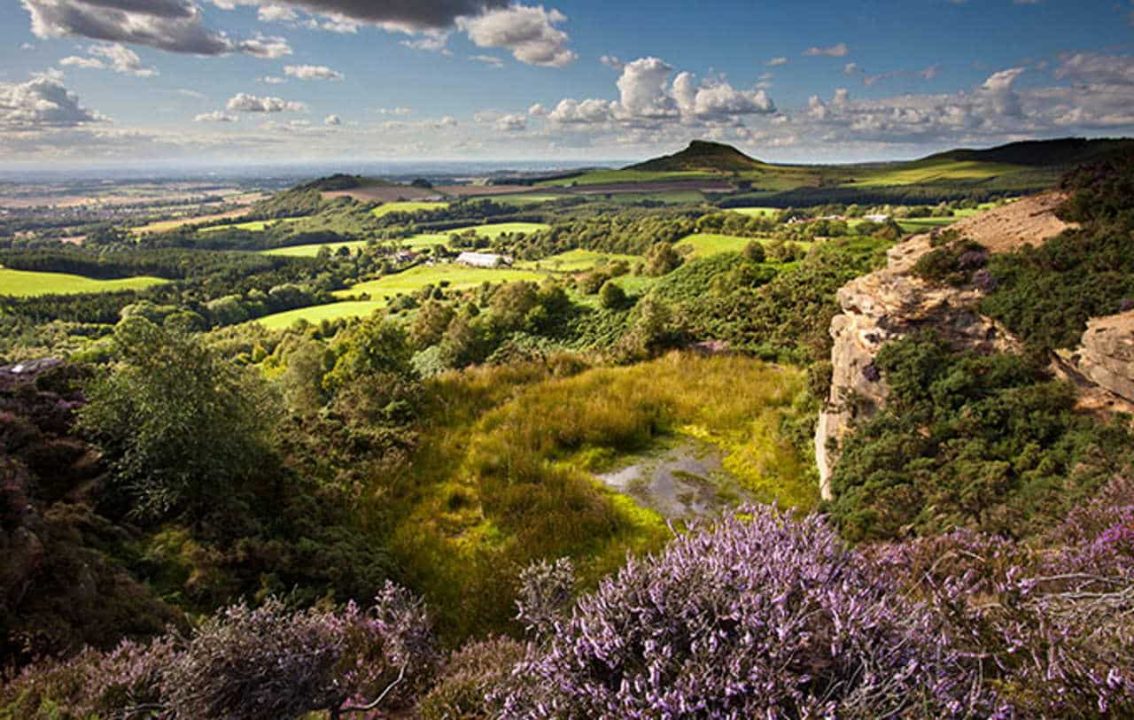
[0,267,168,297]
[199,217,303,233]
[253,300,386,329]
[261,239,373,257]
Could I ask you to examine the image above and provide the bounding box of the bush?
[597,280,627,310]
[418,637,526,720]
[504,506,992,718]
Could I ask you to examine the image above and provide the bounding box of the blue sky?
[1,0,1132,166]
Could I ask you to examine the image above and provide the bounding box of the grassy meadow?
[0,267,168,298]
[335,263,549,302]
[676,233,758,258]
[252,300,387,329]
[261,239,373,257]
[371,201,450,218]
[384,353,814,639]
[517,249,640,273]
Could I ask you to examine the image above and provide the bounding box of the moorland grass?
[385,353,814,640]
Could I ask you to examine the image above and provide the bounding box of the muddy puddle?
[595,439,753,519]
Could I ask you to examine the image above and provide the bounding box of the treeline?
[0,246,301,280]
[506,208,699,258]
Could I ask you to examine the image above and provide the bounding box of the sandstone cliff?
[815,193,1071,499]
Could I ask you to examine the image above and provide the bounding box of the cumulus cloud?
[225,92,306,112]
[766,56,788,66]
[804,42,848,57]
[284,64,343,80]
[599,54,623,70]
[195,110,238,122]
[60,42,157,76]
[458,5,575,67]
[21,0,291,57]
[674,74,775,119]
[615,56,678,118]
[495,112,527,131]
[547,97,613,124]
[0,71,103,130]
[257,4,297,22]
[323,113,341,125]
[400,31,450,53]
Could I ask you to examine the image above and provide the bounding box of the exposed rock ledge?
[815,193,1071,499]
[1070,310,1134,405]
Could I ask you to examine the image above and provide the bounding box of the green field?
[262,239,374,257]
[371,201,450,218]
[481,194,564,206]
[729,207,779,218]
[0,267,168,298]
[335,263,549,303]
[850,160,1026,187]
[403,222,550,249]
[676,233,759,258]
[199,217,303,233]
[518,249,640,273]
[253,300,387,330]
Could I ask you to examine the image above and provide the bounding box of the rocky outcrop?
[1073,311,1134,403]
[816,194,1072,499]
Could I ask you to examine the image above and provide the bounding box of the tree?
[644,241,683,276]
[79,317,278,521]
[410,300,456,350]
[598,280,627,310]
[742,240,766,263]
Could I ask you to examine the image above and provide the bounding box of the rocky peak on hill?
[815,193,1072,498]
[626,140,766,173]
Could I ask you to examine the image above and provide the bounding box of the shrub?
[504,506,993,718]
[597,280,627,310]
[418,637,526,720]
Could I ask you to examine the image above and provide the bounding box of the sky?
[1,0,1132,168]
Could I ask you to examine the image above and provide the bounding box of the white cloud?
[259,75,286,84]
[225,93,306,112]
[400,31,450,53]
[284,64,343,80]
[766,56,788,67]
[470,54,504,67]
[599,54,623,70]
[547,98,613,124]
[374,106,413,116]
[495,112,527,131]
[323,113,341,125]
[60,43,157,76]
[458,5,575,67]
[195,110,238,122]
[0,72,103,129]
[257,4,297,22]
[615,56,678,118]
[804,42,849,58]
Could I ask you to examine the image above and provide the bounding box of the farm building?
[455,251,511,268]
[864,213,891,223]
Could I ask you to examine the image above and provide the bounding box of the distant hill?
[919,138,1134,168]
[626,140,767,173]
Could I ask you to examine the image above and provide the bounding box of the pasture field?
[371,201,450,218]
[481,193,563,206]
[199,217,303,233]
[517,249,640,273]
[729,207,779,218]
[603,190,707,205]
[261,239,373,257]
[335,263,549,303]
[897,217,960,233]
[131,208,249,235]
[849,160,1025,187]
[253,300,386,330]
[402,222,550,249]
[0,267,167,297]
[676,233,758,258]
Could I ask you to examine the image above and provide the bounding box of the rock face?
[815,194,1072,499]
[1075,311,1134,403]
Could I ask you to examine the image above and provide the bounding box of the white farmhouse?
[864,213,891,223]
[455,251,511,268]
